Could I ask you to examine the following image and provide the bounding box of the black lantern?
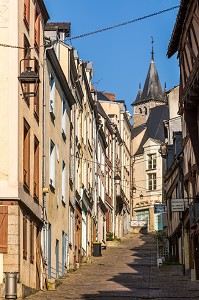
[18,59,40,99]
[132,185,136,192]
[139,192,143,200]
[114,175,121,185]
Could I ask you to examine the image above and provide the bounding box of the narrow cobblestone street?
[26,233,199,300]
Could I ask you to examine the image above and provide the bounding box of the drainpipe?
[42,39,54,262]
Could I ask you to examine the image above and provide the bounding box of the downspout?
[42,40,54,262]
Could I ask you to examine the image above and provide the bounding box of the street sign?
[171,198,184,212]
[131,220,147,227]
[154,204,166,213]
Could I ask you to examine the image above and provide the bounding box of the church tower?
[132,38,166,128]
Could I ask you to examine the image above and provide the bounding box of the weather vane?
[151,36,154,61]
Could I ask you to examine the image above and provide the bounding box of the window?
[0,206,8,253]
[62,96,67,140]
[144,106,147,115]
[148,154,156,170]
[62,161,66,204]
[34,136,39,200]
[50,140,55,189]
[69,207,73,245]
[23,119,30,190]
[24,0,30,28]
[23,213,27,260]
[30,221,34,264]
[23,36,30,104]
[148,173,157,191]
[139,108,142,114]
[34,59,39,120]
[34,3,40,49]
[50,72,55,120]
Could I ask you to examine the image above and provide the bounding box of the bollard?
[5,272,18,299]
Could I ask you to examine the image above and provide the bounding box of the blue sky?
[44,0,180,113]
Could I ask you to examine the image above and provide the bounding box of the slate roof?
[131,123,146,138]
[132,59,166,106]
[134,105,169,155]
[96,91,111,102]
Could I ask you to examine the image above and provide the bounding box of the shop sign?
[171,198,184,212]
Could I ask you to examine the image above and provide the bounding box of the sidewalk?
[26,233,199,300]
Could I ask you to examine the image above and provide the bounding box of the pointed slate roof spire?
[132,39,166,106]
[134,83,142,104]
[151,36,154,61]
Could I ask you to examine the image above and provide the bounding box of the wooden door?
[0,206,8,253]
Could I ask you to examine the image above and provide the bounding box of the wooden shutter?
[34,59,39,118]
[34,4,40,49]
[0,206,8,253]
[30,221,34,263]
[34,136,39,200]
[23,214,27,259]
[24,0,30,27]
[23,119,30,190]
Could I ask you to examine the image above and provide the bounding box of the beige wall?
[0,0,19,198]
[132,139,163,231]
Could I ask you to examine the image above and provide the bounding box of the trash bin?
[93,242,102,257]
[5,272,18,299]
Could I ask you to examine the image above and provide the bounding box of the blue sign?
[154,204,166,213]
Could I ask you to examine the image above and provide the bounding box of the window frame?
[148,173,157,191]
[49,71,56,120]
[49,139,56,190]
[62,160,66,204]
[147,153,157,170]
[23,119,30,191]
[24,0,30,29]
[34,136,39,200]
[23,213,27,260]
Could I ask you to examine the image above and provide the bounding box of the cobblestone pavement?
[26,233,199,299]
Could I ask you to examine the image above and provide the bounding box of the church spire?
[151,36,154,61]
[132,38,166,106]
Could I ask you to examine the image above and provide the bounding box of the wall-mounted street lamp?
[114,174,121,185]
[139,191,144,200]
[18,59,40,99]
[132,185,136,193]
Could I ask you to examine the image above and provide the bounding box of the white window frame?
[62,160,66,204]
[62,95,67,138]
[148,173,157,191]
[50,139,55,188]
[148,153,157,170]
[50,71,55,116]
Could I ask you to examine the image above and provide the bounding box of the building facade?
[0,0,49,296]
[167,0,199,281]
[131,53,168,232]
